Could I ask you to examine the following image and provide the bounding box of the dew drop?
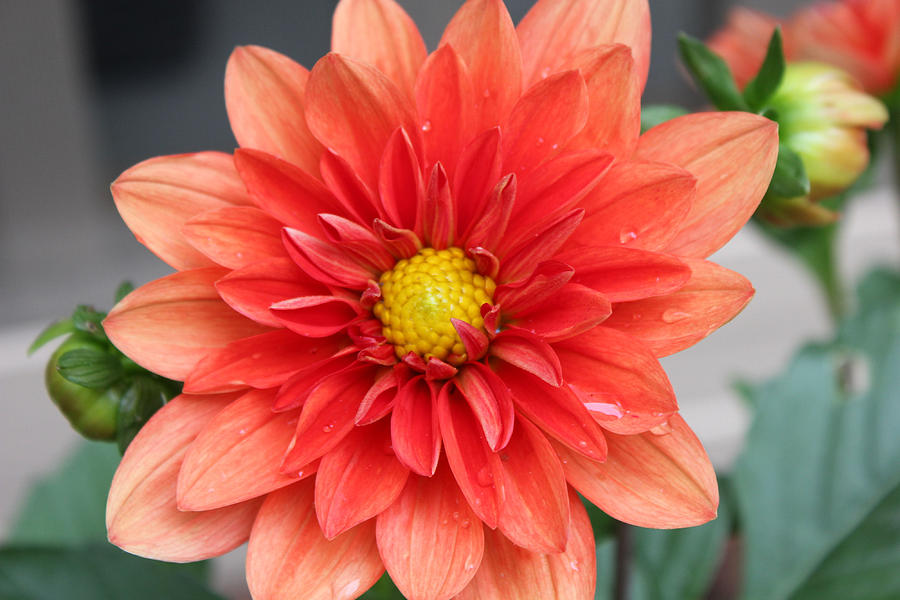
[578,440,588,448]
[536,136,545,146]
[475,465,493,487]
[238,428,247,435]
[661,309,690,323]
[452,511,460,521]
[551,143,559,150]
[421,120,433,132]
[482,89,491,99]
[631,312,643,321]
[441,518,449,526]
[649,420,673,435]
[569,560,581,572]
[297,470,304,478]
[322,423,335,433]
[540,66,551,79]
[618,228,638,244]
[460,519,471,528]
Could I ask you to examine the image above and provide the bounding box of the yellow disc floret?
[373,247,496,366]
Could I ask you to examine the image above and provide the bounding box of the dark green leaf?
[114,281,135,303]
[677,33,748,111]
[28,319,75,355]
[767,144,810,199]
[360,572,404,599]
[0,544,223,600]
[734,268,900,599]
[640,104,689,133]
[743,28,786,112]
[115,376,171,454]
[71,305,107,341]
[56,348,124,389]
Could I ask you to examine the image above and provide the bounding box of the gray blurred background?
[1,1,896,598]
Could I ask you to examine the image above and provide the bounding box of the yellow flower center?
[373,247,496,366]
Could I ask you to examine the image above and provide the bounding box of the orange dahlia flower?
[103,0,777,598]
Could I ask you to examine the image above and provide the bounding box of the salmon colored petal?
[247,481,383,600]
[495,417,570,553]
[560,245,692,303]
[489,328,562,387]
[111,152,251,270]
[391,376,441,476]
[233,148,342,231]
[280,365,375,473]
[569,44,642,156]
[509,283,612,343]
[225,46,322,176]
[636,112,779,258]
[177,389,299,510]
[215,258,328,328]
[571,160,696,252]
[183,329,344,394]
[500,70,589,176]
[458,488,595,600]
[376,461,484,600]
[499,363,607,461]
[517,0,651,90]
[306,53,421,192]
[104,268,269,381]
[332,0,427,97]
[415,44,477,181]
[554,326,676,435]
[316,418,410,539]
[440,0,522,131]
[182,206,286,270]
[603,258,755,357]
[282,226,378,290]
[378,127,425,233]
[271,295,363,338]
[106,393,261,562]
[437,383,502,528]
[556,413,719,528]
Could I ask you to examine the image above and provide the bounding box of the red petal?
[331,0,426,97]
[509,283,612,343]
[572,159,696,252]
[376,462,484,600]
[495,417,569,553]
[184,329,344,394]
[554,326,677,434]
[373,219,422,258]
[225,46,322,176]
[636,112,779,258]
[183,206,285,270]
[356,367,403,425]
[453,128,503,238]
[233,148,340,232]
[317,213,395,272]
[306,53,421,191]
[274,349,360,412]
[320,149,382,226]
[107,393,260,562]
[452,319,490,362]
[501,70,588,176]
[498,208,583,283]
[177,389,299,510]
[489,328,562,386]
[458,487,595,600]
[467,247,499,280]
[271,295,362,338]
[437,383,502,528]
[557,413,719,528]
[111,152,251,270]
[517,0,651,91]
[494,261,573,315]
[456,363,515,451]
[246,481,383,600]
[603,258,755,356]
[465,174,516,254]
[282,227,377,289]
[423,163,454,249]
[378,127,425,232]
[316,419,410,539]
[104,268,268,381]
[441,0,522,131]
[391,376,441,476]
[560,245,692,303]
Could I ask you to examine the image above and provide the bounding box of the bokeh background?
[1,1,897,597]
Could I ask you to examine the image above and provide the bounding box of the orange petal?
[225,46,322,176]
[282,227,377,290]
[490,328,563,387]
[332,0,427,98]
[376,462,484,600]
[508,283,612,343]
[453,128,504,238]
[603,258,755,357]
[457,487,595,600]
[246,480,384,600]
[183,206,286,270]
[557,413,719,528]
[271,295,363,338]
[106,393,260,562]
[315,418,410,539]
[440,0,523,131]
[378,127,425,233]
[306,53,421,192]
[177,389,299,510]
[553,326,676,434]
[104,268,269,381]
[636,112,778,258]
[517,0,651,90]
[111,152,251,270]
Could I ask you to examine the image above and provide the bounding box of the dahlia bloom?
[710,0,900,94]
[104,1,777,598]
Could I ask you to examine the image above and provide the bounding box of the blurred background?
[1,1,897,597]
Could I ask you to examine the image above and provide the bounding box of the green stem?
[614,521,632,600]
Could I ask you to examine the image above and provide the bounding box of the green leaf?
[56,348,124,389]
[114,281,135,303]
[361,572,404,599]
[28,319,76,355]
[677,33,749,111]
[0,544,223,600]
[767,144,810,199]
[115,376,174,454]
[640,104,689,133]
[734,268,900,599]
[71,305,107,341]
[742,28,786,112]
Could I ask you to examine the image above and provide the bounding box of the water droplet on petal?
[475,465,493,487]
[662,309,690,323]
[619,228,638,244]
[322,423,335,433]
[297,470,304,478]
[540,66,551,79]
[452,511,460,521]
[460,519,471,528]
[578,440,588,448]
[536,136,545,146]
[238,428,246,435]
[649,420,673,435]
[421,120,433,132]
[631,312,643,321]
[483,89,491,99]
[570,560,581,572]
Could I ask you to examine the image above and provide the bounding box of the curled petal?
[271,295,363,338]
[373,219,421,258]
[379,128,425,233]
[356,367,403,425]
[282,227,377,289]
[320,150,382,227]
[391,376,441,476]
[452,319,490,362]
[183,206,285,269]
[465,174,516,254]
[454,128,503,238]
[423,163,454,249]
[494,261,573,315]
[318,213,395,272]
[499,208,583,283]
[489,328,562,387]
[455,363,515,451]
[274,349,360,412]
[509,283,612,343]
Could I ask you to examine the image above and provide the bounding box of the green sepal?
[640,104,689,133]
[742,28,786,112]
[767,144,811,199]
[114,281,135,303]
[116,376,179,453]
[56,347,125,389]
[28,318,76,354]
[72,305,108,341]
[677,33,749,112]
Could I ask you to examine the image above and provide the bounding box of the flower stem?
[614,521,633,600]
